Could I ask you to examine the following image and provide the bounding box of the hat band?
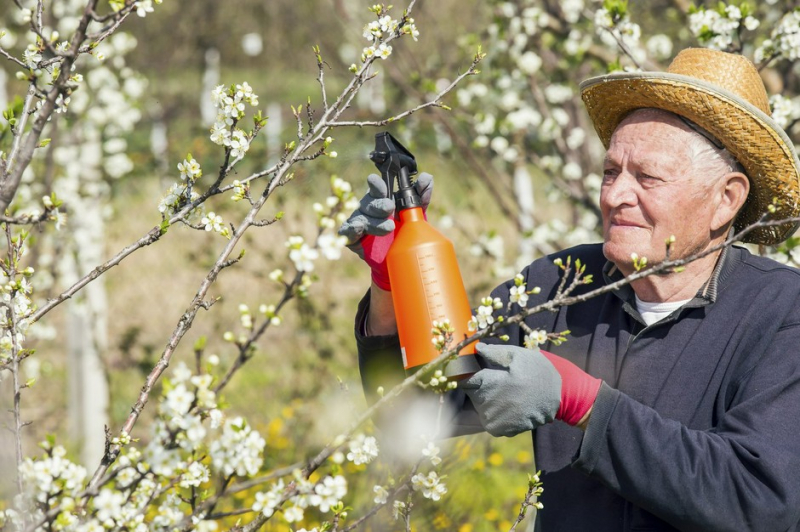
[676,115,725,150]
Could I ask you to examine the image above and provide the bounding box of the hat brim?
[580,71,800,245]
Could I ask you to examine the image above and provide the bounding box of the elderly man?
[339,48,800,531]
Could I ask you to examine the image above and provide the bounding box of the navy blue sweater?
[355,243,800,531]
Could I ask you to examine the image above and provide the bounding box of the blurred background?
[2,0,799,530]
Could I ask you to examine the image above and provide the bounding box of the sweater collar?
[602,245,734,315]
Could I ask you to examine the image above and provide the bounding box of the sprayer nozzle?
[369,150,388,165]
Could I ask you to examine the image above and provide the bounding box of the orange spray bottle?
[370,132,480,379]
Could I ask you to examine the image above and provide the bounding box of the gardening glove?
[460,343,601,437]
[338,172,433,291]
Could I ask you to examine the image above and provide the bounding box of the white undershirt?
[634,295,691,326]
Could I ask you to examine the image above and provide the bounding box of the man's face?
[600,111,720,274]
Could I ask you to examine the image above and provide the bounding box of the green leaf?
[739,2,752,17]
[194,336,207,351]
[50,192,63,208]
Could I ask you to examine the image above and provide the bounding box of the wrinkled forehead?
[605,110,698,171]
[613,109,693,139]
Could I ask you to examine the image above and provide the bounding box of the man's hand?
[460,343,601,437]
[338,172,433,291]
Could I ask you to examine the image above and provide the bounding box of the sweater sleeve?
[354,290,406,405]
[573,324,800,532]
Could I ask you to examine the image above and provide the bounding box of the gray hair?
[627,108,746,187]
[680,117,746,184]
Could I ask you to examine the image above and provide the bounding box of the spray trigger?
[370,132,421,211]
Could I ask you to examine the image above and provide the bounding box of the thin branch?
[599,26,643,70]
[315,46,330,112]
[0,46,27,69]
[0,210,53,225]
[83,9,133,44]
[29,224,163,323]
[327,57,482,128]
[3,83,38,185]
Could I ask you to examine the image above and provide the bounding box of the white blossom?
[162,382,194,418]
[287,236,319,272]
[593,8,613,29]
[210,121,230,146]
[509,284,529,307]
[411,471,447,501]
[563,161,583,180]
[421,441,442,466]
[544,84,573,104]
[376,43,392,59]
[770,94,798,128]
[392,500,406,520]
[524,330,549,348]
[23,46,41,68]
[209,417,265,477]
[363,20,381,40]
[179,461,210,488]
[134,0,155,17]
[517,51,542,75]
[177,156,202,181]
[566,127,586,150]
[282,505,303,523]
[506,106,542,131]
[373,485,389,505]
[153,493,184,529]
[92,488,125,524]
[646,34,673,60]
[560,0,583,23]
[346,434,379,465]
[744,16,760,31]
[201,211,224,233]
[229,129,250,158]
[309,475,347,512]
[18,445,87,504]
[468,297,501,330]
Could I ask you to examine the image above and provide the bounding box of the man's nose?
[602,172,638,209]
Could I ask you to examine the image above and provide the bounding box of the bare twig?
[0,46,27,69]
[315,45,330,112]
[327,54,482,128]
[599,26,644,70]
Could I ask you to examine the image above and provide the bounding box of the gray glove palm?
[460,342,561,437]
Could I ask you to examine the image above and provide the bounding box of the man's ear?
[711,172,749,232]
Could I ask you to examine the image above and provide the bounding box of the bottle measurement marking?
[417,252,446,321]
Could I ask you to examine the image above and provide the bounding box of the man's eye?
[602,169,617,181]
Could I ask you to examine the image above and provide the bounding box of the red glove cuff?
[541,350,601,426]
[362,234,393,291]
[362,209,429,292]
[371,268,392,291]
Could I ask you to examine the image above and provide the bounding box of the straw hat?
[580,47,800,245]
